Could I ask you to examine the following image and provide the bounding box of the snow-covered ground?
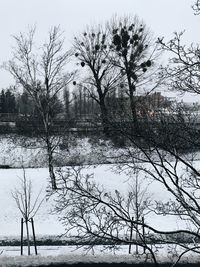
[0,135,126,168]
[0,164,181,238]
[0,251,143,266]
[1,245,200,266]
[0,164,195,265]
[0,167,63,237]
[0,135,199,265]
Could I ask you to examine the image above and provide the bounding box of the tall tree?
[17,91,33,116]
[5,26,74,189]
[0,88,17,113]
[64,87,71,119]
[0,90,6,113]
[73,25,121,136]
[108,15,161,128]
[5,89,17,113]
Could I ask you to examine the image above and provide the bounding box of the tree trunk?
[135,175,139,255]
[126,66,138,132]
[46,134,57,190]
[21,218,23,255]
[129,86,138,131]
[49,160,57,190]
[25,219,30,256]
[47,146,57,190]
[99,99,110,136]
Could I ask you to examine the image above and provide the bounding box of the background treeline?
[0,87,99,120]
[0,87,174,121]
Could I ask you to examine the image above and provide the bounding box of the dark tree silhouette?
[73,24,121,136]
[0,88,17,113]
[108,15,161,128]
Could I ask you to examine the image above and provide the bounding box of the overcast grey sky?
[0,0,199,102]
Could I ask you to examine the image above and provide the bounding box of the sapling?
[12,168,44,255]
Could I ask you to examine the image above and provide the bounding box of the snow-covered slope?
[0,135,124,168]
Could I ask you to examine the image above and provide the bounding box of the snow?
[0,164,136,237]
[0,251,152,266]
[0,169,169,263]
[0,135,199,265]
[0,135,124,168]
[1,245,200,266]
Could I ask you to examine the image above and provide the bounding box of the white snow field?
[0,135,199,265]
[0,164,196,265]
[0,164,182,238]
[1,245,200,266]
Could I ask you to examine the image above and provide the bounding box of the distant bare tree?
[108,15,162,128]
[5,26,74,189]
[73,24,121,136]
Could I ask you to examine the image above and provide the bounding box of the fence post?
[128,216,134,254]
[31,218,37,255]
[21,218,23,256]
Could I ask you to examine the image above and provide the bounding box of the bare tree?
[5,26,74,189]
[156,1,200,97]
[108,15,162,129]
[73,24,121,136]
[12,168,44,255]
[52,111,200,265]
[158,31,200,96]
[144,5,200,259]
